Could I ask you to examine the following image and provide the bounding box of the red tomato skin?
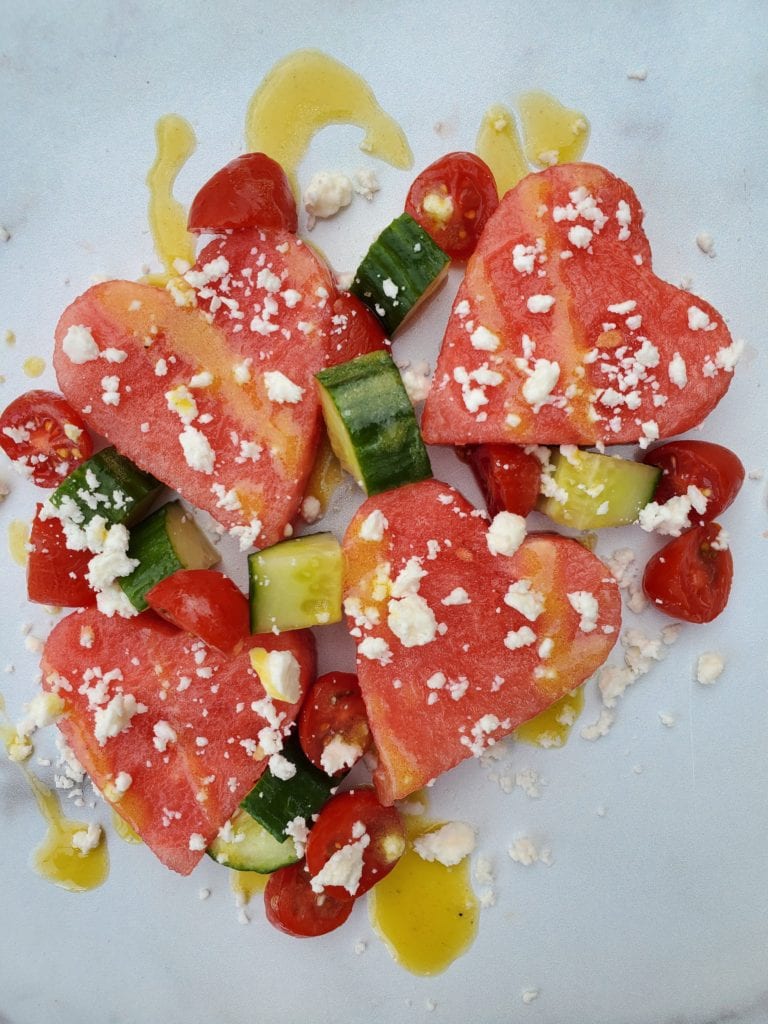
[0,390,93,488]
[298,671,371,775]
[327,293,389,366]
[188,153,298,234]
[264,862,354,938]
[461,443,541,518]
[27,504,95,607]
[305,788,406,901]
[643,522,733,623]
[145,570,250,655]
[643,440,745,520]
[405,152,499,260]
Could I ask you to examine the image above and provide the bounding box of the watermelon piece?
[343,479,621,804]
[422,163,741,448]
[41,608,316,875]
[54,230,336,551]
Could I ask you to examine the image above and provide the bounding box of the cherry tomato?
[643,521,733,623]
[305,788,406,901]
[264,861,354,938]
[298,671,371,776]
[326,292,389,366]
[460,443,541,518]
[404,152,499,261]
[188,153,298,235]
[0,390,93,488]
[643,440,744,520]
[145,569,250,654]
[27,504,95,607]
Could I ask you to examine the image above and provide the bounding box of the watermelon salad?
[0,146,745,939]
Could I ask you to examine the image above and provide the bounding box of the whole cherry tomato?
[27,504,95,607]
[460,443,542,518]
[326,292,389,366]
[643,521,733,623]
[264,862,354,938]
[0,390,93,487]
[305,788,406,901]
[643,440,744,520]
[298,671,371,776]
[145,569,250,654]
[405,152,499,260]
[188,153,298,234]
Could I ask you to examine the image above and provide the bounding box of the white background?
[1,2,767,1023]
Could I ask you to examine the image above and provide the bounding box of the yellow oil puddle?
[7,519,30,567]
[146,113,197,283]
[475,104,529,197]
[518,90,590,168]
[230,868,267,905]
[22,356,46,378]
[370,814,478,975]
[515,687,585,748]
[245,49,413,195]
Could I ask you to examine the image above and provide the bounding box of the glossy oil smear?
[515,687,585,747]
[146,113,197,282]
[7,519,30,567]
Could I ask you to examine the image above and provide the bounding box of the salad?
[0,48,746,962]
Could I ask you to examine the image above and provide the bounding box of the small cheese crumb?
[71,823,102,854]
[63,325,99,364]
[413,822,476,866]
[526,294,555,314]
[359,509,388,542]
[303,170,353,226]
[486,511,526,557]
[263,370,304,404]
[696,651,725,685]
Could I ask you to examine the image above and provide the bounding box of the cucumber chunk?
[315,350,432,496]
[207,808,299,872]
[119,500,219,610]
[248,532,342,634]
[349,213,450,336]
[537,448,661,529]
[240,735,336,844]
[50,446,161,529]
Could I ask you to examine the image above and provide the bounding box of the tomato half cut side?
[145,569,250,655]
[305,788,406,901]
[0,390,93,487]
[327,292,389,366]
[404,152,499,261]
[460,443,542,518]
[643,440,745,521]
[643,521,733,623]
[188,153,298,234]
[27,504,95,607]
[264,862,355,938]
[298,671,371,776]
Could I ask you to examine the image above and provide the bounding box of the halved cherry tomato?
[188,153,298,234]
[460,443,542,518]
[298,671,371,776]
[0,391,93,488]
[643,521,733,623]
[327,292,389,366]
[27,504,95,607]
[305,788,406,901]
[264,861,355,938]
[643,440,744,521]
[404,152,499,261]
[145,569,250,654]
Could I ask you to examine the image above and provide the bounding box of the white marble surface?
[1,2,767,1022]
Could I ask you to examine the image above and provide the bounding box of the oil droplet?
[22,356,46,378]
[5,329,16,345]
[230,868,267,905]
[475,104,529,197]
[111,808,142,844]
[518,91,590,168]
[515,687,585,747]
[245,49,413,195]
[7,519,30,567]
[146,114,197,282]
[370,817,478,975]
[303,430,343,517]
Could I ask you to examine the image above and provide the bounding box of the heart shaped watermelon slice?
[343,479,621,804]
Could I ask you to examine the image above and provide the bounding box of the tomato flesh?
[643,440,744,521]
[405,152,499,260]
[643,521,733,623]
[145,569,250,655]
[264,862,354,937]
[188,153,298,234]
[305,788,406,900]
[461,443,541,518]
[327,292,389,365]
[27,504,95,607]
[298,671,371,776]
[0,390,93,487]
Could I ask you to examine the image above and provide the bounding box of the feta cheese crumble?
[413,822,476,866]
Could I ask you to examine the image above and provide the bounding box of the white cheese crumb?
[567,591,599,632]
[94,693,147,746]
[320,737,362,776]
[179,425,216,474]
[263,370,304,404]
[441,587,470,606]
[522,358,560,409]
[522,989,540,1005]
[526,294,555,314]
[71,823,102,854]
[284,816,310,858]
[310,825,370,895]
[627,68,648,80]
[303,170,353,227]
[359,509,388,542]
[388,594,437,648]
[63,325,99,364]
[696,231,716,257]
[188,833,207,852]
[353,167,380,201]
[696,652,725,685]
[358,636,393,666]
[470,325,501,352]
[580,707,616,741]
[413,822,476,866]
[486,511,526,557]
[508,836,551,866]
